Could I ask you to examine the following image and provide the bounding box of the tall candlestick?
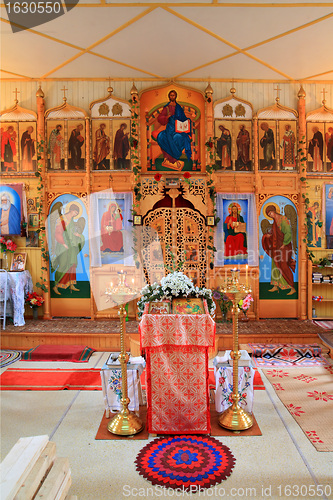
[245,265,248,287]
[218,270,253,431]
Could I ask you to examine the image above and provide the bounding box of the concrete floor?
[1,352,333,500]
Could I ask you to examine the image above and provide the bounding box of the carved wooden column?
[205,83,214,142]
[298,86,308,319]
[204,84,215,285]
[36,86,51,319]
[85,116,94,319]
[252,117,260,320]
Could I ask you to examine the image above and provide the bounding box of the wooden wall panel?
[2,81,332,117]
[214,173,255,193]
[259,174,298,192]
[91,172,134,192]
[47,173,86,191]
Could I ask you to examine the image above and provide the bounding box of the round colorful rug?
[0,350,22,368]
[135,435,236,491]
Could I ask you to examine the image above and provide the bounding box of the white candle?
[246,264,248,286]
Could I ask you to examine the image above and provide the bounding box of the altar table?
[214,366,255,413]
[100,358,145,416]
[139,302,215,434]
[0,271,33,326]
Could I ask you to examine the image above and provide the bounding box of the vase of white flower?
[137,271,216,318]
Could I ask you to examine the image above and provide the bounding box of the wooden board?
[0,435,49,500]
[0,436,73,500]
[15,442,57,500]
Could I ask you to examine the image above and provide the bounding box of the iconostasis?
[0,83,332,320]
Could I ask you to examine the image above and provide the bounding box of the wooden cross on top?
[274,84,281,103]
[61,86,68,101]
[13,88,20,103]
[321,88,327,104]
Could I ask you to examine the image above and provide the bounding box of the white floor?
[1,352,333,500]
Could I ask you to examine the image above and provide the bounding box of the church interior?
[1,1,333,499]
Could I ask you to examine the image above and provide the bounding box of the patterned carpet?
[263,365,333,451]
[3,318,323,336]
[0,350,22,368]
[317,331,333,349]
[135,435,236,491]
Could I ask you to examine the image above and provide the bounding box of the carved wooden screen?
[143,207,207,287]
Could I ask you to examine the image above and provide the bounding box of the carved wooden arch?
[258,193,299,213]
[142,206,207,287]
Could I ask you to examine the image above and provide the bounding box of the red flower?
[184,172,191,179]
[0,237,17,253]
[154,173,162,182]
[26,292,44,308]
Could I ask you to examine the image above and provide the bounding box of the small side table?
[100,357,145,417]
[214,365,255,414]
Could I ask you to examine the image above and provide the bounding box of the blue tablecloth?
[0,271,33,326]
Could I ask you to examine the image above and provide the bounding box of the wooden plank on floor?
[15,442,57,500]
[35,457,69,500]
[54,471,72,500]
[0,435,49,500]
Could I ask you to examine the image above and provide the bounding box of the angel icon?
[50,201,85,295]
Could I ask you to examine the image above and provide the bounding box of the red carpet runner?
[21,345,95,362]
[0,368,102,390]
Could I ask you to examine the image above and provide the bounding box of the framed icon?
[206,216,215,226]
[165,177,180,188]
[27,198,36,211]
[28,213,39,228]
[148,301,171,314]
[133,215,142,226]
[10,252,27,271]
[184,243,199,262]
[172,297,205,315]
[26,231,39,247]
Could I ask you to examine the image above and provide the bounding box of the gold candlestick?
[218,269,253,431]
[105,272,143,436]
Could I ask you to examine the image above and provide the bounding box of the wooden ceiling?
[1,1,333,82]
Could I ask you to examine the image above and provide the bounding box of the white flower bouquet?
[137,271,216,318]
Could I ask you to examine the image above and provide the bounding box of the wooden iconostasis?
[0,83,332,320]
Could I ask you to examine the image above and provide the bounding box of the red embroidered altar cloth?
[139,302,215,434]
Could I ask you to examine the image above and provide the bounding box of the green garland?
[35,137,49,292]
[298,136,322,263]
[129,95,141,268]
[205,138,220,268]
[129,96,140,212]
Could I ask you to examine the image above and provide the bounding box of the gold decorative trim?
[138,79,205,100]
[45,100,88,119]
[0,102,37,121]
[258,193,299,212]
[306,104,333,122]
[256,100,298,119]
[46,192,88,211]
[214,90,254,112]
[89,87,113,110]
